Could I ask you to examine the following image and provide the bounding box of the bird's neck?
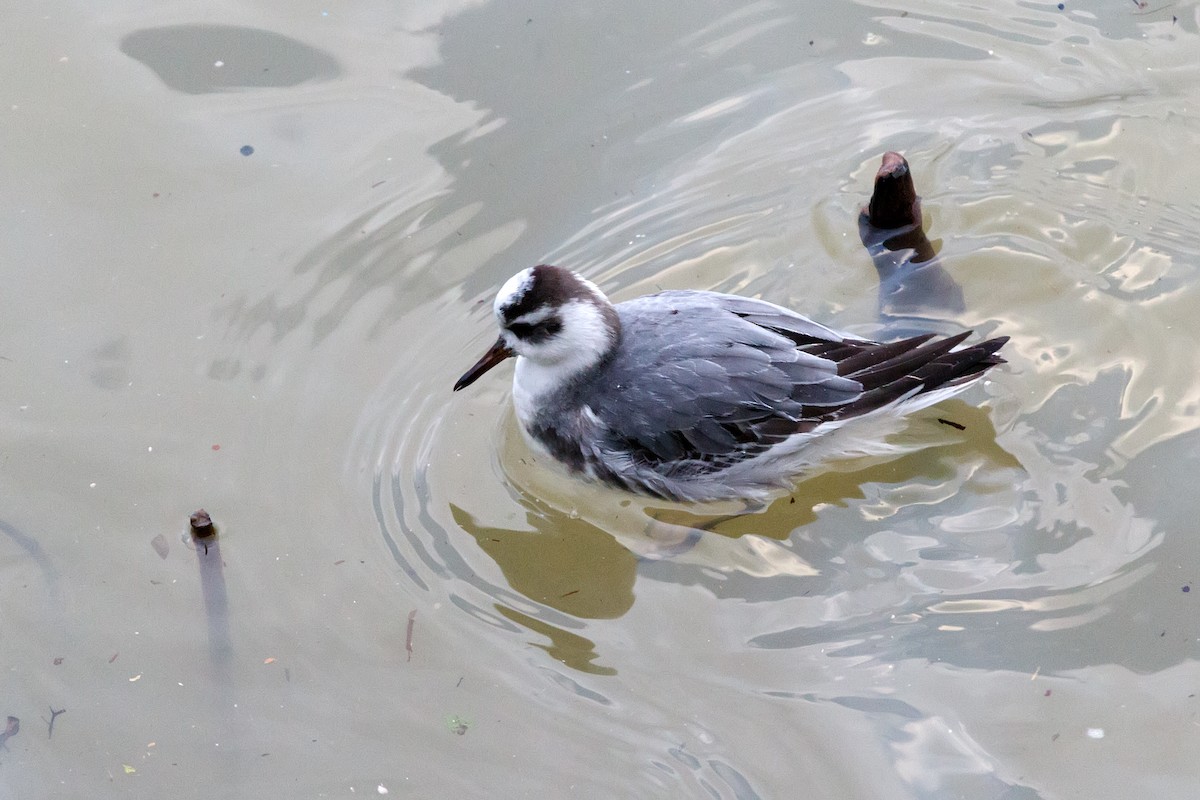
[511,300,620,426]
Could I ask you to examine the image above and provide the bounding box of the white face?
[492,266,617,368]
[507,300,609,364]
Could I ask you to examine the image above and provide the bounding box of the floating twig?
[405,610,417,662]
[47,707,65,739]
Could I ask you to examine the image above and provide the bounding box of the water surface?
[2,0,1199,797]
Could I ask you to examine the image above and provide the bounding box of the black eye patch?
[507,316,562,342]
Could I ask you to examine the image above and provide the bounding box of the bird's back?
[525,289,1005,501]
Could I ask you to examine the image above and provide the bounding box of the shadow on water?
[0,519,60,600]
[121,25,341,94]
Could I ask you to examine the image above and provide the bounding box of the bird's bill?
[453,336,514,391]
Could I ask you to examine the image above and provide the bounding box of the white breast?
[511,357,561,428]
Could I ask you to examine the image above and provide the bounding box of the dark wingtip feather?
[820,331,1008,421]
[978,335,1009,362]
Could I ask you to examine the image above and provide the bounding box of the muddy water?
[2,1,1199,797]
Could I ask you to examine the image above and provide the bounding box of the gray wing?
[582,291,865,469]
[579,291,1006,479]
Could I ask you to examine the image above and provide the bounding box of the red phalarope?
[454,264,1006,502]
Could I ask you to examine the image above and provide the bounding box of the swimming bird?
[454,265,1006,502]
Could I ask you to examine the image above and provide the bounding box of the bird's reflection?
[451,399,1019,627]
[449,499,636,620]
[448,500,632,674]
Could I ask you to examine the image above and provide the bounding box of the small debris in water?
[1086,727,1104,739]
[151,533,169,559]
[109,652,119,663]
[445,714,471,736]
[53,656,63,665]
[190,509,215,538]
[240,145,254,156]
[405,610,417,662]
[46,707,66,739]
[937,417,966,431]
[1183,584,1191,593]
[0,716,18,750]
